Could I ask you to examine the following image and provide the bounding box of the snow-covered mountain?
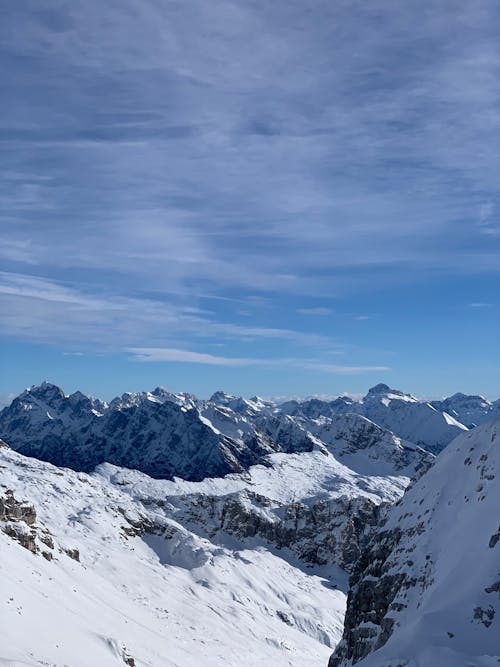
[0,382,434,481]
[1,381,498,665]
[329,418,500,667]
[431,392,500,428]
[279,384,469,454]
[358,384,468,454]
[0,431,415,667]
[287,413,433,478]
[0,383,297,480]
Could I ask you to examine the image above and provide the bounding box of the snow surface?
[95,447,408,508]
[0,446,363,667]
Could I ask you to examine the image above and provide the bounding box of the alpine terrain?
[0,383,498,666]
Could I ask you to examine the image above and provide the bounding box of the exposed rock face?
[0,488,38,553]
[328,528,404,665]
[172,490,386,572]
[328,419,500,667]
[0,488,37,525]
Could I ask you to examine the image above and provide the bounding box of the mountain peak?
[366,383,392,395]
[24,382,66,401]
[364,384,418,403]
[151,386,170,397]
[447,391,489,403]
[209,390,236,404]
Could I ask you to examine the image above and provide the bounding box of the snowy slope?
[329,418,500,667]
[95,445,412,573]
[1,445,349,667]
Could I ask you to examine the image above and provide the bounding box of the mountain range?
[3,381,498,481]
[0,382,498,666]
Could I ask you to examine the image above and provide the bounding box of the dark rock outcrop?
[0,488,38,553]
[168,489,387,572]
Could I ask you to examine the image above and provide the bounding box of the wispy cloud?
[296,307,333,316]
[128,347,256,366]
[129,346,390,375]
[0,271,346,352]
[2,0,500,303]
[468,302,492,308]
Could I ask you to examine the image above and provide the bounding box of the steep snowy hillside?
[329,418,500,667]
[0,383,433,482]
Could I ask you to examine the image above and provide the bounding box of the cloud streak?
[128,346,390,374]
[0,270,347,352]
[128,347,256,366]
[296,307,333,316]
[1,0,500,302]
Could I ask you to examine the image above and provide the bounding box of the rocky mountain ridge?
[0,382,439,481]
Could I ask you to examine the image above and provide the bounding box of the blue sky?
[1,0,499,403]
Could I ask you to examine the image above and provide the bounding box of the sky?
[1,0,499,404]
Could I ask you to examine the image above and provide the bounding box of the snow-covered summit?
[362,383,418,405]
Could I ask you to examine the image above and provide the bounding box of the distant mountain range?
[2,381,494,480]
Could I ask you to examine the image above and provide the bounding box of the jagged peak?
[366,383,393,395]
[364,383,417,402]
[151,386,171,397]
[209,390,236,403]
[22,382,66,401]
[67,390,92,403]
